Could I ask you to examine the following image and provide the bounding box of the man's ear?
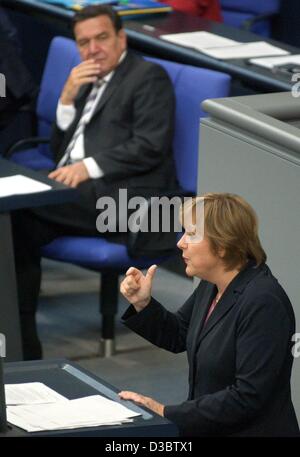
[118,29,127,50]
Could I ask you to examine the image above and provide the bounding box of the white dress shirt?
[56,52,126,178]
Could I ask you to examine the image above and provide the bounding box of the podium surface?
[1,359,178,437]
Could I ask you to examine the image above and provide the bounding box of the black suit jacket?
[0,9,37,128]
[122,261,299,436]
[51,51,177,198]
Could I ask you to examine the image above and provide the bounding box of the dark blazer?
[0,9,37,128]
[122,261,299,436]
[51,51,177,199]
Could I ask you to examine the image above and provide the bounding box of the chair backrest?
[220,0,280,36]
[36,37,81,156]
[145,57,231,194]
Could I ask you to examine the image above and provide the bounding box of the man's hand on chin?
[48,161,89,188]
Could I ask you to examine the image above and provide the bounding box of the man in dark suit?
[12,5,177,360]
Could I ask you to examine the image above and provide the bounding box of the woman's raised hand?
[120,265,157,312]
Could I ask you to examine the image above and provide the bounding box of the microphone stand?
[0,356,7,432]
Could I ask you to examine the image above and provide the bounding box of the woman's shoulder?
[240,263,295,322]
[246,263,289,299]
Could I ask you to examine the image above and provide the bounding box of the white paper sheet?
[202,41,289,60]
[7,395,141,432]
[161,32,288,60]
[161,31,238,51]
[0,175,51,197]
[5,382,68,405]
[249,54,300,69]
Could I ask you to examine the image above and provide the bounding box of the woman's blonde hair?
[181,193,267,271]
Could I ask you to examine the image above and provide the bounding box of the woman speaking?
[119,193,299,436]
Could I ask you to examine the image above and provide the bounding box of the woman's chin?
[185,266,194,277]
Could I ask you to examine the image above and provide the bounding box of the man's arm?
[50,59,101,165]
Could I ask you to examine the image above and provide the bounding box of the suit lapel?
[58,85,91,157]
[198,287,239,344]
[188,261,265,399]
[188,282,216,393]
[91,52,135,118]
[195,261,266,350]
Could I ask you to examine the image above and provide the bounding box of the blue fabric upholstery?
[222,11,270,37]
[11,37,81,169]
[221,0,279,15]
[42,236,167,271]
[220,0,280,36]
[11,148,55,170]
[145,57,231,194]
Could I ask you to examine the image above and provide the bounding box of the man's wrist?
[60,92,75,105]
[60,98,74,105]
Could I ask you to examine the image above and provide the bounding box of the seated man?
[12,5,177,360]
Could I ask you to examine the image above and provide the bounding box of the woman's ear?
[218,247,226,259]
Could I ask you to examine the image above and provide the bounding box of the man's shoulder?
[124,52,171,80]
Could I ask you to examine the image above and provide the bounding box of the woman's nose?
[177,233,186,250]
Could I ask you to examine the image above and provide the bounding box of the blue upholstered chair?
[7,37,80,170]
[7,37,231,356]
[220,0,280,37]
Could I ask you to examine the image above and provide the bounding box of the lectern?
[1,359,178,437]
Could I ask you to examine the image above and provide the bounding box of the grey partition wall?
[199,92,300,421]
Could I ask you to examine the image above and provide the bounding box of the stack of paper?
[6,383,141,432]
[0,175,51,198]
[161,31,289,60]
[249,54,300,70]
[202,42,289,60]
[161,31,239,52]
[5,382,68,405]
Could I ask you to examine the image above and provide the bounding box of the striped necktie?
[57,79,103,168]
